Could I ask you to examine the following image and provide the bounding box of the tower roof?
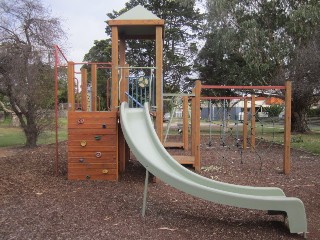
[107,5,164,40]
[114,5,160,20]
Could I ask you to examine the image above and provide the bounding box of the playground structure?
[120,102,307,235]
[54,5,306,236]
[162,83,292,174]
[201,88,291,171]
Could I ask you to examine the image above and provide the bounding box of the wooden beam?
[81,68,87,111]
[118,39,128,174]
[172,155,195,165]
[194,80,201,172]
[183,96,189,150]
[284,81,292,174]
[91,64,97,111]
[251,95,256,151]
[243,97,248,149]
[120,34,157,40]
[108,19,165,26]
[119,39,127,103]
[191,90,196,156]
[155,26,163,142]
[67,62,75,111]
[164,142,184,148]
[111,26,119,111]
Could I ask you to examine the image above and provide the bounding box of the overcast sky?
[42,0,127,62]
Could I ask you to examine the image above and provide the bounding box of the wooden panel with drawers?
[68,111,118,181]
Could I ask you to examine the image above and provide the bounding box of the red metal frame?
[53,48,114,176]
[201,96,246,100]
[54,45,68,176]
[201,96,269,101]
[72,62,113,65]
[201,85,286,90]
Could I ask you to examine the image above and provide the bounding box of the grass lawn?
[0,118,67,147]
[168,119,320,155]
[1,117,319,155]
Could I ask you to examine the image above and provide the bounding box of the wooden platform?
[163,142,184,149]
[67,111,118,181]
[172,155,195,165]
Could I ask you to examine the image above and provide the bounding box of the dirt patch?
[0,146,25,158]
[0,136,319,239]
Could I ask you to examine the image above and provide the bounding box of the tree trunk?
[24,125,38,147]
[291,108,310,133]
[19,112,39,148]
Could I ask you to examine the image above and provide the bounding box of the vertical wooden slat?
[194,80,201,172]
[242,97,248,149]
[91,63,97,111]
[124,64,130,167]
[191,90,196,156]
[67,61,75,111]
[81,68,88,111]
[183,96,189,150]
[284,81,292,174]
[111,26,119,111]
[118,39,127,173]
[119,40,126,103]
[155,26,163,142]
[123,64,129,101]
[251,95,256,151]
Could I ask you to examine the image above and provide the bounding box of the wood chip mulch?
[1,136,319,239]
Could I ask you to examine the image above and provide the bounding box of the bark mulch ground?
[0,136,319,239]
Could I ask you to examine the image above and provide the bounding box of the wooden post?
[67,62,75,111]
[191,90,196,156]
[111,26,119,111]
[194,80,201,172]
[242,97,248,149]
[155,26,163,142]
[124,65,130,168]
[251,95,256,151]
[284,81,292,174]
[183,96,189,150]
[81,68,88,111]
[91,63,97,111]
[119,40,127,103]
[118,38,128,173]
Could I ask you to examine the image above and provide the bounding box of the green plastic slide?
[120,102,307,234]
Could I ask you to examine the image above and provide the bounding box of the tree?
[197,0,320,132]
[105,0,203,93]
[0,0,65,147]
[274,29,320,132]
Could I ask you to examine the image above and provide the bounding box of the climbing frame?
[68,111,118,181]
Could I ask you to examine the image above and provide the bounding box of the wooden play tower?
[67,5,165,181]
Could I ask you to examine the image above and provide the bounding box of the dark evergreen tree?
[105,0,204,92]
[197,0,320,132]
